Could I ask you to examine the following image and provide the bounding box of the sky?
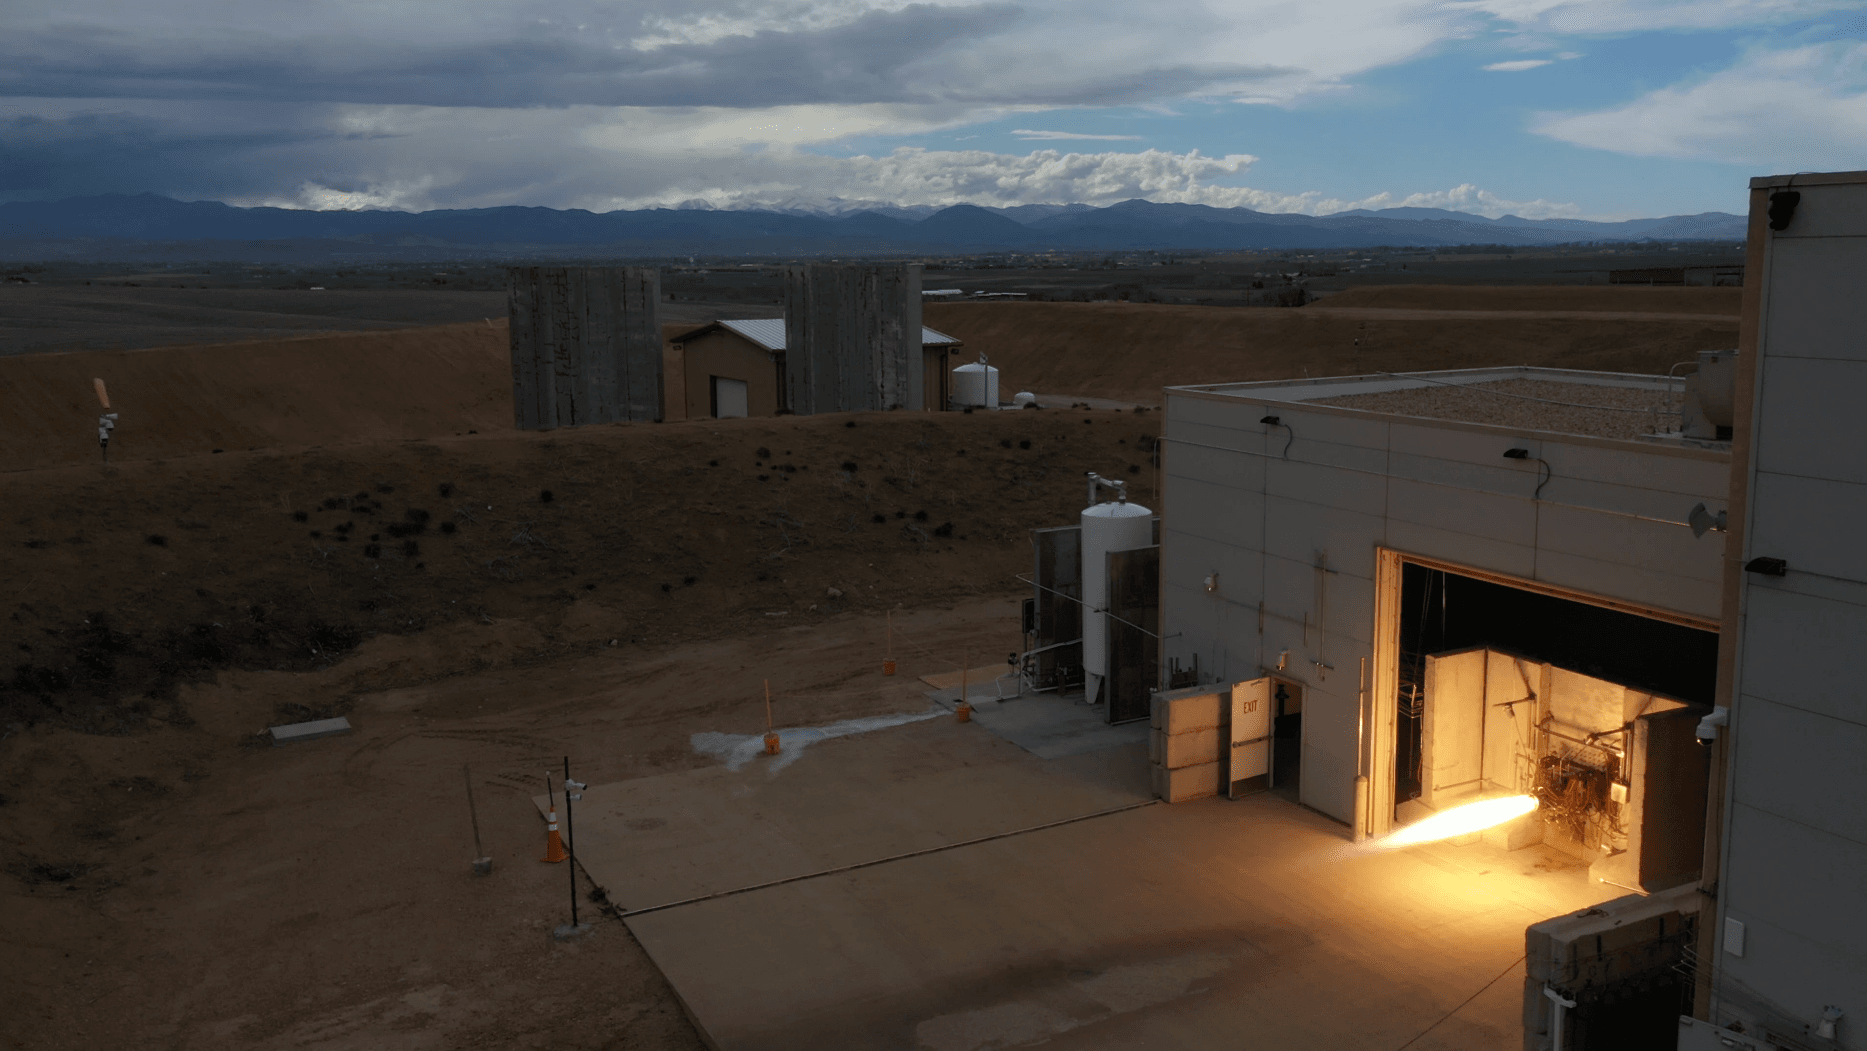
[3,0,1865,220]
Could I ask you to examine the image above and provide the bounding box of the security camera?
[1695,706,1729,744]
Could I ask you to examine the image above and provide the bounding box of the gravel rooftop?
[1306,378,1685,440]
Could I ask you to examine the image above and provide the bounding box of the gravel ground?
[1308,378,1686,439]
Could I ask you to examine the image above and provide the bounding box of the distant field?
[1315,284,1742,314]
[0,284,772,356]
[925,289,1741,405]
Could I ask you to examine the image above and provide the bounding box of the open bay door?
[1228,678,1272,799]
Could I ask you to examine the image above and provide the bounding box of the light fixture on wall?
[1688,503,1728,538]
[1276,649,1290,671]
[1261,415,1293,458]
[1744,556,1787,577]
[1503,447,1551,499]
[1203,572,1219,593]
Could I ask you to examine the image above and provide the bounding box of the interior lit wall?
[1160,386,1729,827]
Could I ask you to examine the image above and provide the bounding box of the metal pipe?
[1545,985,1576,1049]
[1355,656,1369,842]
[1016,573,1177,641]
[1085,471,1127,507]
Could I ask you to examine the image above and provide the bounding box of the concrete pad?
[627,794,1617,1051]
[928,688,1150,760]
[267,716,352,745]
[539,714,1151,912]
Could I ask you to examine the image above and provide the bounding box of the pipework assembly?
[1085,471,1128,506]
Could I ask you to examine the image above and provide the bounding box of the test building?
[1147,170,1865,1049]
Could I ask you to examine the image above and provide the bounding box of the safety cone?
[541,808,568,863]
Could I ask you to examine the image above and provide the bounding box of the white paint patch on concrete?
[691,708,946,774]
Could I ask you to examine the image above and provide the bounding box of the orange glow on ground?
[1375,795,1539,849]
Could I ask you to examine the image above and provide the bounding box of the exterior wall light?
[1695,705,1729,743]
[1688,503,1728,538]
[1744,557,1787,577]
[1203,572,1219,593]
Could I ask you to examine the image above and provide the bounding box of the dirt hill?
[1,322,514,471]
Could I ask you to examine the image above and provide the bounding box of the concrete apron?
[536,713,1616,1051]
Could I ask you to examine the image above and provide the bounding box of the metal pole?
[464,763,490,872]
[563,756,577,928]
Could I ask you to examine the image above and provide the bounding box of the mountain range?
[0,194,1748,262]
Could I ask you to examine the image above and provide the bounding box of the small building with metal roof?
[666,318,964,419]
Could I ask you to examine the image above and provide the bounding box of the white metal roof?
[708,318,963,352]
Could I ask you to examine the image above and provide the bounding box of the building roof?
[671,318,964,352]
[1168,366,1692,442]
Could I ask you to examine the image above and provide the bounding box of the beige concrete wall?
[680,330,782,419]
[663,343,687,421]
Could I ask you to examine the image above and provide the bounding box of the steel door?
[1229,677,1272,799]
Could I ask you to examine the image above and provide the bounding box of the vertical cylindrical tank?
[1080,498,1153,703]
[952,355,999,409]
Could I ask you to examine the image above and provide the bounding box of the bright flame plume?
[1374,795,1538,849]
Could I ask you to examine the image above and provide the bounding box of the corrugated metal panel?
[1384,519,1537,579]
[1749,471,1867,582]
[1731,697,1867,844]
[1261,497,1382,580]
[1723,802,1867,957]
[1533,549,1721,620]
[1535,504,1723,582]
[716,318,960,353]
[1386,476,1537,544]
[720,318,788,351]
[1163,476,1265,548]
[1736,586,1867,726]
[1754,356,1867,484]
[1105,545,1159,723]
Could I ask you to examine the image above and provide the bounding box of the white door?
[712,376,748,418]
[1229,677,1272,799]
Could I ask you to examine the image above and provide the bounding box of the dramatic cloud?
[1533,40,1867,168]
[1459,0,1864,33]
[1327,183,1584,219]
[4,0,1855,215]
[1011,130,1144,140]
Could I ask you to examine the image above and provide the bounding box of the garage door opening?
[1384,556,1716,892]
[710,376,748,418]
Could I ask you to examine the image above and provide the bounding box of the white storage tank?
[952,354,999,409]
[1080,498,1153,704]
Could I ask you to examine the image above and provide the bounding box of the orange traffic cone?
[542,808,568,863]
